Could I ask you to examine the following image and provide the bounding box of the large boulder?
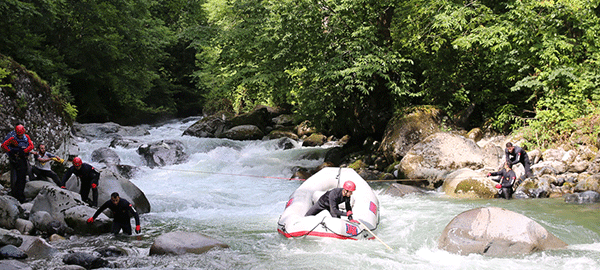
[63,205,111,235]
[564,191,600,204]
[93,169,150,214]
[0,260,33,270]
[31,186,83,222]
[441,168,497,198]
[91,147,121,165]
[218,125,264,141]
[400,133,494,187]
[379,106,448,163]
[72,122,149,141]
[149,231,229,255]
[182,112,231,138]
[439,207,567,256]
[0,195,22,229]
[137,140,189,168]
[24,181,56,200]
[382,183,427,197]
[19,235,57,259]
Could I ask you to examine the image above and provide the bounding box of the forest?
[1,0,599,148]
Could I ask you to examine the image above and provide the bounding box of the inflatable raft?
[277,167,380,240]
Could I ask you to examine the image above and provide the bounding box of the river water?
[33,119,600,269]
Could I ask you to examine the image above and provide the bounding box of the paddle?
[356,219,393,251]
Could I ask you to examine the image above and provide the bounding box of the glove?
[59,158,64,163]
[60,186,66,189]
[347,211,353,217]
[135,225,141,234]
[487,173,491,177]
[91,183,97,189]
[87,217,94,223]
[495,184,502,189]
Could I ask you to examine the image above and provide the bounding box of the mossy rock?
[454,179,496,199]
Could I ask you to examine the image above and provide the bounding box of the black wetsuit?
[2,131,34,203]
[92,198,140,235]
[305,188,352,218]
[506,146,533,180]
[490,169,517,199]
[62,163,100,206]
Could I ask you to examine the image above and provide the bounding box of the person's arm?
[328,189,346,217]
[88,201,110,223]
[1,137,14,152]
[61,167,74,187]
[128,204,140,226]
[23,135,34,153]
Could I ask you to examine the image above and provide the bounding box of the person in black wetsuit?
[305,180,355,219]
[505,142,533,185]
[488,162,517,199]
[87,192,141,236]
[1,125,35,203]
[62,157,99,207]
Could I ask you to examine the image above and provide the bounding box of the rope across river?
[154,167,437,183]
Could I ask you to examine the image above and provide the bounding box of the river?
[32,118,600,269]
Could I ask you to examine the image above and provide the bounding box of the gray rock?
[438,207,567,256]
[0,228,23,247]
[24,181,56,199]
[149,231,229,255]
[0,245,27,259]
[62,252,108,269]
[63,205,111,235]
[15,218,34,235]
[382,183,427,197]
[219,125,264,141]
[72,122,150,141]
[565,191,600,204]
[0,195,22,229]
[19,235,57,258]
[442,168,497,198]
[137,140,189,168]
[183,113,230,138]
[91,147,121,165]
[31,186,83,221]
[0,259,33,270]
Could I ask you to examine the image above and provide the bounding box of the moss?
[455,179,496,198]
[349,159,367,170]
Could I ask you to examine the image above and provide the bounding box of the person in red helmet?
[62,157,100,207]
[87,192,141,236]
[305,180,355,219]
[2,124,34,203]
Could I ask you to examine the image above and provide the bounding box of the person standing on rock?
[62,157,99,207]
[305,180,355,219]
[1,124,34,203]
[488,162,517,199]
[87,192,141,236]
[30,144,64,186]
[505,142,533,188]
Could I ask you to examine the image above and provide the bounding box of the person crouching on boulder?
[488,162,517,199]
[62,157,99,207]
[87,192,141,236]
[305,180,355,220]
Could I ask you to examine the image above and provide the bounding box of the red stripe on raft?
[277,229,375,240]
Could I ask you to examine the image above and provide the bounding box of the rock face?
[0,55,72,173]
[149,231,229,255]
[438,207,567,256]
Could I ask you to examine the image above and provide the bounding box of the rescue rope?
[153,167,500,184]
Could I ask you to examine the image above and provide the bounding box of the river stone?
[62,252,108,269]
[15,218,34,235]
[19,235,57,258]
[0,228,23,247]
[382,183,427,197]
[149,231,229,255]
[0,195,22,229]
[438,207,567,256]
[137,139,189,168]
[219,125,264,141]
[24,181,56,199]
[63,205,112,235]
[564,191,600,204]
[31,186,83,221]
[0,259,33,270]
[0,245,27,259]
[91,147,121,165]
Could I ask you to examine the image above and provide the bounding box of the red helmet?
[73,157,83,167]
[15,125,25,136]
[343,181,356,191]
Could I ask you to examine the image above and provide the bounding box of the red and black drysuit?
[92,198,140,235]
[62,163,100,206]
[1,131,34,203]
[305,188,352,218]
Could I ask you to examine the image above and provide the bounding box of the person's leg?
[13,158,28,203]
[46,170,62,186]
[112,222,123,236]
[31,167,42,180]
[305,203,326,216]
[79,180,92,205]
[501,187,512,199]
[122,222,132,235]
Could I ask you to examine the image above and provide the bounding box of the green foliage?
[0,68,11,88]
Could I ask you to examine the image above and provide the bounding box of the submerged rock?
[62,252,108,269]
[149,231,229,255]
[438,207,567,256]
